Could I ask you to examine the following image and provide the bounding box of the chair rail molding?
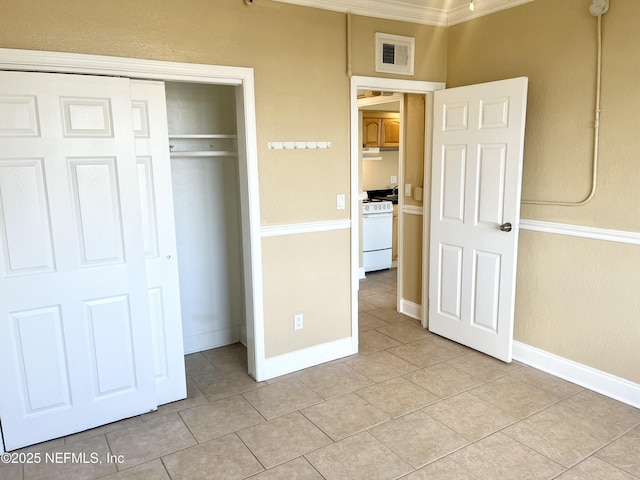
[519,219,640,246]
[261,219,351,237]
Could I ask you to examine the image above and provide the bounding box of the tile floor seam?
[372,428,473,473]
[420,404,521,445]
[498,420,609,471]
[600,456,640,480]
[590,424,640,471]
[445,455,483,480]
[234,431,269,474]
[541,389,639,443]
[175,410,202,446]
[466,382,578,423]
[501,430,570,473]
[159,457,174,480]
[101,432,116,474]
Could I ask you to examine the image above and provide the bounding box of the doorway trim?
[0,48,265,381]
[350,76,444,339]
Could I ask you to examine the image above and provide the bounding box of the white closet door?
[130,80,187,405]
[0,71,156,450]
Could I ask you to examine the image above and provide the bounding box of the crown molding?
[273,0,448,26]
[271,0,533,26]
[448,0,534,26]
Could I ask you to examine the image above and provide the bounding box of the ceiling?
[272,0,534,26]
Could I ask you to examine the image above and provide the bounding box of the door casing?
[349,76,445,341]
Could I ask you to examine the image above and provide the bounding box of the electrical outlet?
[337,194,345,210]
[390,175,397,184]
[405,183,412,196]
[294,313,304,330]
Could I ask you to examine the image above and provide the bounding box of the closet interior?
[165,82,246,354]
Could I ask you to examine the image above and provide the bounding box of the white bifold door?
[429,77,528,362]
[130,80,186,406]
[0,71,185,450]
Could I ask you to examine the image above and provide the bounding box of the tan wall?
[403,94,426,208]
[401,94,427,304]
[0,0,447,360]
[516,232,640,383]
[350,15,447,81]
[401,214,423,304]
[262,230,351,357]
[447,0,640,382]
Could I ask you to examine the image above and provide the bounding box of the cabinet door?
[381,118,401,147]
[363,118,381,147]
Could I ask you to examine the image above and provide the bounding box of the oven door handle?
[363,212,393,218]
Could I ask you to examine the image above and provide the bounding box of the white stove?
[362,199,393,214]
[362,199,393,272]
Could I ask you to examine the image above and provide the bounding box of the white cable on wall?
[522,11,604,206]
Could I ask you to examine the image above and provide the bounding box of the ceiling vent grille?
[375,33,415,76]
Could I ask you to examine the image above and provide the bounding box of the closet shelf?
[168,134,237,139]
[170,151,238,158]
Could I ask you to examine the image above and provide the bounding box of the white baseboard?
[183,326,240,355]
[359,267,366,280]
[400,298,422,321]
[513,341,640,409]
[263,337,355,380]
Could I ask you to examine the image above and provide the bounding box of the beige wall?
[401,94,427,304]
[262,230,351,357]
[447,0,640,383]
[516,232,640,383]
[0,0,447,360]
[350,15,447,81]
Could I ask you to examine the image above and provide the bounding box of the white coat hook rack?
[268,141,332,150]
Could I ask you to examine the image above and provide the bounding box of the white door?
[429,77,528,362]
[130,80,187,406]
[0,71,156,450]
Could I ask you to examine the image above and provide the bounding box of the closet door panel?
[130,80,186,406]
[0,71,155,451]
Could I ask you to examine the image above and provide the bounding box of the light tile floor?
[3,268,640,479]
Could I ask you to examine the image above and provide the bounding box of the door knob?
[499,222,513,232]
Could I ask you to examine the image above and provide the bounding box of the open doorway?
[359,91,401,270]
[349,76,445,345]
[356,90,429,339]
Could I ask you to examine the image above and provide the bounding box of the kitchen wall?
[0,0,447,360]
[447,0,640,383]
[362,151,399,190]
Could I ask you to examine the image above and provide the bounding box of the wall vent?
[375,33,415,76]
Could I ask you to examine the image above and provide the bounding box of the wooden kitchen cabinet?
[362,112,400,149]
[381,118,400,148]
[363,117,381,147]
